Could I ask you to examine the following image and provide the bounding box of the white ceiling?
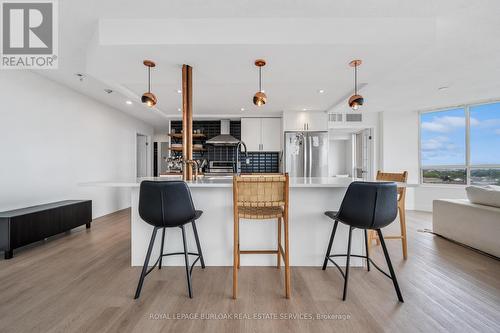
[38,0,500,131]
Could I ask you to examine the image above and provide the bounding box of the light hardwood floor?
[0,209,499,333]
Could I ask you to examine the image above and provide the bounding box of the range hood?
[205,120,240,146]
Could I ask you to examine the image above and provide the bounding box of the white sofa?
[433,199,500,258]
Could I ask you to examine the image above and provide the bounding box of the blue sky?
[420,103,500,166]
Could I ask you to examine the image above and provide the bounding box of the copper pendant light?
[253,59,267,106]
[348,59,364,111]
[141,60,157,107]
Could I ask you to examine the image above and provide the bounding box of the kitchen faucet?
[235,141,249,175]
[182,159,199,180]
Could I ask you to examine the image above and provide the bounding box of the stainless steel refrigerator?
[284,131,329,177]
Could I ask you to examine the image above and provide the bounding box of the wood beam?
[182,64,193,180]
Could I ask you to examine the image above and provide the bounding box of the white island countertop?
[81,176,415,188]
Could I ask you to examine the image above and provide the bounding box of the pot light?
[141,60,157,107]
[177,89,182,94]
[318,89,325,94]
[126,100,133,105]
[104,88,113,94]
[241,107,245,111]
[178,108,181,112]
[75,73,85,82]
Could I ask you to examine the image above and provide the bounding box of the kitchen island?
[85,177,367,267]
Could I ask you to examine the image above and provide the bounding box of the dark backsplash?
[170,120,279,173]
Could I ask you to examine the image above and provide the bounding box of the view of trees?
[471,168,500,185]
[422,169,466,184]
[423,168,500,185]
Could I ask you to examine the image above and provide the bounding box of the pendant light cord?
[354,64,357,95]
[148,67,151,93]
[259,66,262,92]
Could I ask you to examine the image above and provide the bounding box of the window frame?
[418,100,500,186]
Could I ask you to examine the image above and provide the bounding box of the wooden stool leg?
[277,217,282,268]
[233,216,239,299]
[284,215,291,299]
[399,206,408,259]
[367,230,373,253]
[237,228,241,269]
[375,230,381,245]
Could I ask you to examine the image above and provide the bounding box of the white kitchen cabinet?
[283,111,328,131]
[241,117,281,152]
[261,118,281,151]
[241,117,261,151]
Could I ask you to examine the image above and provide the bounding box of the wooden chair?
[368,171,408,259]
[232,173,290,299]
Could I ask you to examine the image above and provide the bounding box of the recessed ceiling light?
[318,89,325,94]
[178,108,181,112]
[75,73,85,81]
[241,107,245,111]
[302,108,308,111]
[177,89,182,94]
[104,88,113,94]
[126,100,132,105]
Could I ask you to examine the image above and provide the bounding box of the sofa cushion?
[466,185,500,208]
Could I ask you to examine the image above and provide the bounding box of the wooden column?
[182,64,193,180]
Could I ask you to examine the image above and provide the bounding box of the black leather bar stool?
[322,181,404,302]
[134,181,205,299]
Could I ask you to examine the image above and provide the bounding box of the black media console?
[0,200,92,259]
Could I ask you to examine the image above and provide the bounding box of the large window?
[420,101,500,185]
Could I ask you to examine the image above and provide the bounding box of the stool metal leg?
[181,225,193,298]
[342,226,353,301]
[377,229,404,302]
[159,228,166,269]
[364,230,370,272]
[192,221,205,269]
[134,227,158,299]
[322,220,338,270]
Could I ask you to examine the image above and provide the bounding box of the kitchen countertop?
[81,177,416,188]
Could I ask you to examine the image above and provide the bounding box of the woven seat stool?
[368,171,408,259]
[232,173,290,299]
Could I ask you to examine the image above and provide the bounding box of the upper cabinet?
[241,117,281,152]
[261,118,281,151]
[241,118,261,151]
[283,111,328,131]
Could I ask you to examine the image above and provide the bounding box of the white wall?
[380,111,420,183]
[0,71,153,218]
[380,111,466,211]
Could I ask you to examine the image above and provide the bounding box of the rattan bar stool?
[368,171,408,259]
[232,173,290,299]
